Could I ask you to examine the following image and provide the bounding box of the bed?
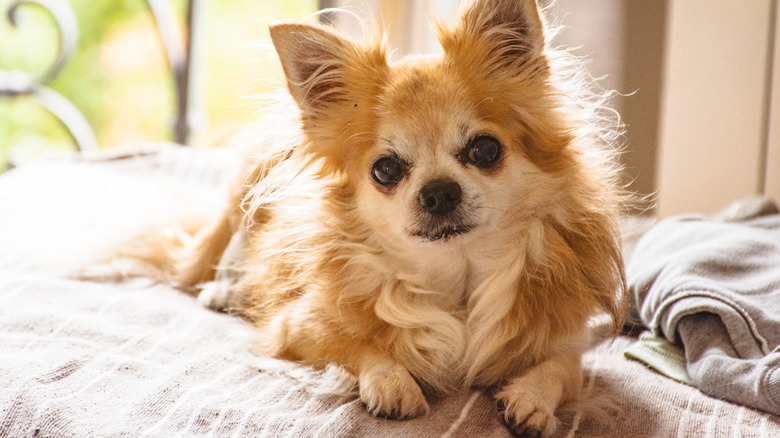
[1,145,779,437]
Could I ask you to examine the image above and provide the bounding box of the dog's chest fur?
[354,230,545,390]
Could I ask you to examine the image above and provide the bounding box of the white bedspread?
[2,146,778,437]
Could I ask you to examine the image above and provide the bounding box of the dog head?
[269,0,588,250]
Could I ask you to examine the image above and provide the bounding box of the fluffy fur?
[136,1,627,436]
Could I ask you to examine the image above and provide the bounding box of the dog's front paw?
[496,387,558,438]
[359,363,429,420]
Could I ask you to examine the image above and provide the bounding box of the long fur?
[115,1,628,435]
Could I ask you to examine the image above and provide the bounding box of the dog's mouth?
[411,223,473,242]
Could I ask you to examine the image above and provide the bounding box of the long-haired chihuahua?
[122,0,627,435]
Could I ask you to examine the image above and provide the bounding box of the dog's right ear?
[270,23,348,114]
[269,23,388,172]
[269,23,386,119]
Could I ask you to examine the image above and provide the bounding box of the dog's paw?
[197,280,241,312]
[496,388,558,438]
[359,364,429,420]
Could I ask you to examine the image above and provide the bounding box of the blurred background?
[1,0,778,216]
[0,0,317,165]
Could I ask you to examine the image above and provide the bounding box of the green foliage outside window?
[0,0,318,169]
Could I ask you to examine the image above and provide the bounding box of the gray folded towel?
[625,197,780,414]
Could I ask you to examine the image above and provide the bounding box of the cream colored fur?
[112,1,628,436]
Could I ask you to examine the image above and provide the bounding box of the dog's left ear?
[442,0,576,155]
[440,0,548,78]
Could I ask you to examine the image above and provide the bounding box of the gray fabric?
[628,198,780,415]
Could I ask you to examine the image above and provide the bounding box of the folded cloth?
[626,197,780,414]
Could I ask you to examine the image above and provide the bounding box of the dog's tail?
[77,216,214,289]
[0,151,233,287]
[71,186,230,291]
[80,145,298,291]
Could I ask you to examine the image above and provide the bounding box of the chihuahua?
[145,0,628,436]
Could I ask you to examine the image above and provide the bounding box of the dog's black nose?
[418,179,462,215]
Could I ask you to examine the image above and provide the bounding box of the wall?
[656,0,778,216]
[763,1,780,203]
[550,0,666,209]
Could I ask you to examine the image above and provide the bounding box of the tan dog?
[145,0,628,436]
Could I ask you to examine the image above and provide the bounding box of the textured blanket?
[627,197,780,416]
[2,147,779,437]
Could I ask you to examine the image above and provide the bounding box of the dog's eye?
[371,155,406,186]
[462,136,502,169]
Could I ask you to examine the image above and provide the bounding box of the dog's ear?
[441,0,574,156]
[269,23,388,173]
[440,0,547,78]
[269,23,351,114]
[270,23,386,117]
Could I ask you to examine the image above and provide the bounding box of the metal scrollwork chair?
[0,0,207,154]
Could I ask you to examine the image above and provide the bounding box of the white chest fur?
[378,233,532,391]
